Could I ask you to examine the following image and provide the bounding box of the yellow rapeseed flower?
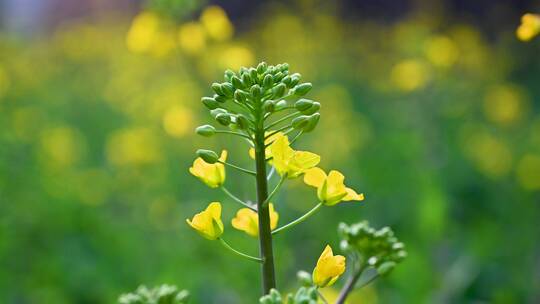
[303,167,364,206]
[517,13,540,41]
[189,150,227,188]
[231,203,279,237]
[248,132,284,161]
[269,134,320,178]
[186,202,224,240]
[312,245,346,288]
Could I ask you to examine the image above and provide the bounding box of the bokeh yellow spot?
[390,59,429,92]
[318,285,378,304]
[106,127,162,166]
[460,126,512,178]
[178,22,206,55]
[40,127,84,168]
[516,154,540,190]
[200,6,234,41]
[162,106,194,138]
[483,84,527,126]
[219,45,255,71]
[516,13,540,42]
[424,35,459,68]
[126,11,160,53]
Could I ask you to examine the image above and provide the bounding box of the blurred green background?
[1,0,540,303]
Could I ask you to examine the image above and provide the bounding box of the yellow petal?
[206,202,222,219]
[231,208,259,237]
[186,202,224,240]
[312,245,346,287]
[269,135,295,175]
[343,188,365,201]
[303,167,327,188]
[269,203,279,230]
[288,151,321,177]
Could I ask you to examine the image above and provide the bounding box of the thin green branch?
[265,111,301,131]
[289,130,304,146]
[218,160,256,176]
[221,186,257,211]
[264,174,286,206]
[316,289,329,304]
[218,238,262,263]
[266,167,275,181]
[215,130,252,140]
[356,272,379,289]
[265,125,293,143]
[272,202,324,235]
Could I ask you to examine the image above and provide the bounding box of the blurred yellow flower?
[162,106,194,138]
[126,11,160,53]
[304,167,364,206]
[517,13,540,41]
[516,154,540,190]
[106,127,162,166]
[189,150,227,188]
[178,22,206,55]
[312,245,346,288]
[269,134,320,178]
[219,46,255,70]
[40,126,84,168]
[424,35,459,68]
[231,203,279,237]
[483,84,527,126]
[186,202,224,240]
[390,59,429,92]
[200,6,234,41]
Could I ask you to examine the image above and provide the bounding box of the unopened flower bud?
[280,63,289,71]
[211,83,224,96]
[290,73,301,87]
[215,113,231,126]
[224,69,235,81]
[275,100,288,110]
[249,68,258,82]
[294,99,314,111]
[303,113,320,132]
[195,125,216,137]
[257,62,268,74]
[221,83,234,97]
[293,83,312,96]
[210,108,227,118]
[214,95,228,103]
[263,100,276,112]
[281,75,292,87]
[292,115,310,130]
[236,114,250,130]
[196,149,219,163]
[250,85,262,99]
[272,83,286,98]
[242,73,252,87]
[302,102,320,115]
[231,76,244,89]
[263,74,273,88]
[273,72,284,82]
[297,271,313,287]
[377,261,396,276]
[201,97,219,109]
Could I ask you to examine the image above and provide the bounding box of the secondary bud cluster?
[196,62,320,136]
[118,285,190,304]
[338,221,407,275]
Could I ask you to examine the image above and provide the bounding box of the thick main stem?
[254,110,277,294]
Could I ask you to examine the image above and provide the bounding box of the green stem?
[218,238,262,263]
[316,288,329,304]
[272,202,324,235]
[254,104,277,294]
[215,130,252,140]
[218,161,256,176]
[265,111,301,131]
[264,174,286,206]
[221,186,256,211]
[289,130,304,145]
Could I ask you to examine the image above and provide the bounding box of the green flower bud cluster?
[338,221,407,276]
[118,285,190,304]
[259,287,318,304]
[195,62,320,139]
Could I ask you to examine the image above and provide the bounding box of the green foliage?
[118,285,190,304]
[339,221,407,275]
[259,287,318,304]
